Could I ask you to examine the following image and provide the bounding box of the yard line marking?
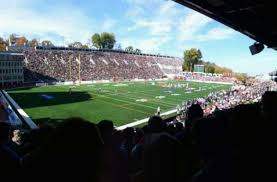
[124,89,188,102]
[120,103,132,107]
[95,87,179,106]
[91,91,158,110]
[105,90,176,107]
[97,99,152,115]
[119,91,177,107]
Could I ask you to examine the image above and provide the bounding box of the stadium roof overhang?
[173,0,277,53]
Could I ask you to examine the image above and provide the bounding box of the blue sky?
[1,0,277,75]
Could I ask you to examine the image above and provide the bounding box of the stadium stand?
[22,47,182,83]
[183,72,234,83]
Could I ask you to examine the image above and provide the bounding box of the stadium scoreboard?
[194,64,205,73]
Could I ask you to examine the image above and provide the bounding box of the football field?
[7,80,232,126]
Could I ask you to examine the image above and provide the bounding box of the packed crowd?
[23,49,182,82]
[175,80,277,121]
[183,72,234,83]
[1,79,276,182]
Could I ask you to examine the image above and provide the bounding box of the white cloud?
[126,0,178,36]
[126,6,144,17]
[159,0,177,14]
[0,0,119,46]
[128,19,172,35]
[121,36,171,53]
[102,18,117,31]
[196,27,236,41]
[0,0,96,45]
[123,0,160,6]
[178,10,212,41]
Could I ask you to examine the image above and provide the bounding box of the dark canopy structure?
[174,0,277,50]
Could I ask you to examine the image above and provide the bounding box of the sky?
[0,0,277,75]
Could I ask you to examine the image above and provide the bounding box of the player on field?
[98,87,102,94]
[68,87,72,95]
[157,106,161,116]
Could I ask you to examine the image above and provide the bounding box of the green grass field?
[7,80,231,126]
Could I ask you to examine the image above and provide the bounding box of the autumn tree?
[15,37,28,45]
[28,39,39,47]
[0,37,7,51]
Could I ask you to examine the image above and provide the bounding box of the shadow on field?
[7,86,35,92]
[8,91,93,109]
[33,117,66,126]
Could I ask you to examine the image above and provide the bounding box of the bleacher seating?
[22,49,183,83]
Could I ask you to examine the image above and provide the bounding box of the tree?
[41,40,54,47]
[91,32,116,49]
[68,42,83,48]
[125,46,134,52]
[91,33,101,48]
[28,39,39,47]
[15,37,28,45]
[125,46,141,54]
[183,48,202,72]
[101,32,116,49]
[205,64,215,73]
[0,37,7,51]
[8,34,17,45]
[82,44,89,49]
[134,49,141,54]
[234,73,248,83]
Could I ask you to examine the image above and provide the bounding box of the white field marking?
[91,88,176,107]
[136,99,148,102]
[120,90,178,106]
[119,88,184,103]
[113,84,128,87]
[92,91,157,109]
[116,109,177,130]
[155,96,166,99]
[97,98,152,115]
[171,93,180,96]
[3,90,38,129]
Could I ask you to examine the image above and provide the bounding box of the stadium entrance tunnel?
[7,91,92,109]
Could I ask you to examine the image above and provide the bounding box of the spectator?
[22,117,104,182]
[186,104,203,129]
[0,122,21,180]
[144,134,186,182]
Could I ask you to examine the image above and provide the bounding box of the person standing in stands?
[0,122,21,181]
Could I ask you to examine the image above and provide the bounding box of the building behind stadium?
[0,52,24,87]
